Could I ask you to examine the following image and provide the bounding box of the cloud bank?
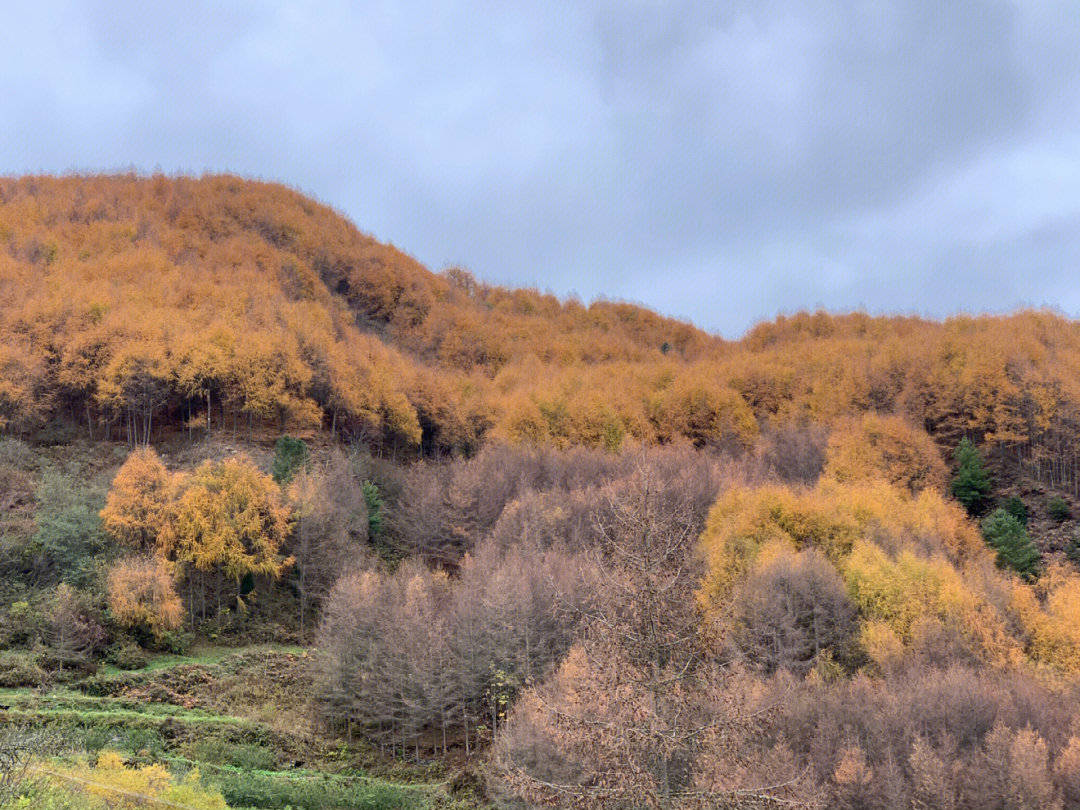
[2,1,1078,336]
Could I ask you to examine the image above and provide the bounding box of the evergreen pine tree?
[982,508,1041,580]
[272,435,310,485]
[1003,496,1028,526]
[951,437,992,515]
[362,481,383,539]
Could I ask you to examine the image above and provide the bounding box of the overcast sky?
[3,2,1080,336]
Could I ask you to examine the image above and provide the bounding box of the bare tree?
[314,540,584,760]
[731,546,855,675]
[493,457,817,809]
[47,583,105,675]
[288,449,367,638]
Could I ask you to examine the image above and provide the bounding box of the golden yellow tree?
[107,556,184,636]
[823,413,947,493]
[100,446,174,552]
[159,455,293,602]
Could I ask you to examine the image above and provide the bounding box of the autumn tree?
[287,450,367,638]
[823,413,946,493]
[100,446,173,553]
[655,371,758,449]
[493,459,812,808]
[96,342,173,447]
[107,556,183,638]
[731,545,855,675]
[159,455,292,611]
[47,583,105,674]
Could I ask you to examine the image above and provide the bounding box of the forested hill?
[4,173,1080,492]
[13,174,1080,810]
[0,174,717,453]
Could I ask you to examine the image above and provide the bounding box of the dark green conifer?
[950,437,992,515]
[981,508,1041,580]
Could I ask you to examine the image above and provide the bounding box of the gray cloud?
[2,1,1079,336]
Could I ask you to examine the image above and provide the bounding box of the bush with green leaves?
[204,768,423,810]
[122,727,164,758]
[104,640,149,671]
[1067,533,1080,565]
[3,600,43,647]
[0,651,48,688]
[190,739,277,771]
[981,508,1041,580]
[951,437,992,515]
[1048,494,1071,522]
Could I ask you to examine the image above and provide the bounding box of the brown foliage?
[315,539,584,758]
[287,449,367,638]
[493,459,815,808]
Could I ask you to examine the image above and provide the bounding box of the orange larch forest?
[9,174,1080,809]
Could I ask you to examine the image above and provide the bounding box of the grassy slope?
[3,646,486,810]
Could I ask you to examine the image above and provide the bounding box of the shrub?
[51,751,229,810]
[0,437,36,470]
[0,651,48,688]
[34,418,77,445]
[123,727,164,758]
[4,600,43,646]
[153,629,193,655]
[1049,495,1072,522]
[82,727,118,755]
[1068,534,1080,565]
[205,768,422,810]
[191,740,277,771]
[104,640,149,671]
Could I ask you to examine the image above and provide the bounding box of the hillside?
[5,175,1080,491]
[0,174,717,455]
[10,175,1080,809]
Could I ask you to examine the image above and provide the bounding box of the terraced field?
[2,647,484,810]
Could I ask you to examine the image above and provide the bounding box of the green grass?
[163,756,434,810]
[0,644,489,809]
[96,642,305,677]
[0,688,236,719]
